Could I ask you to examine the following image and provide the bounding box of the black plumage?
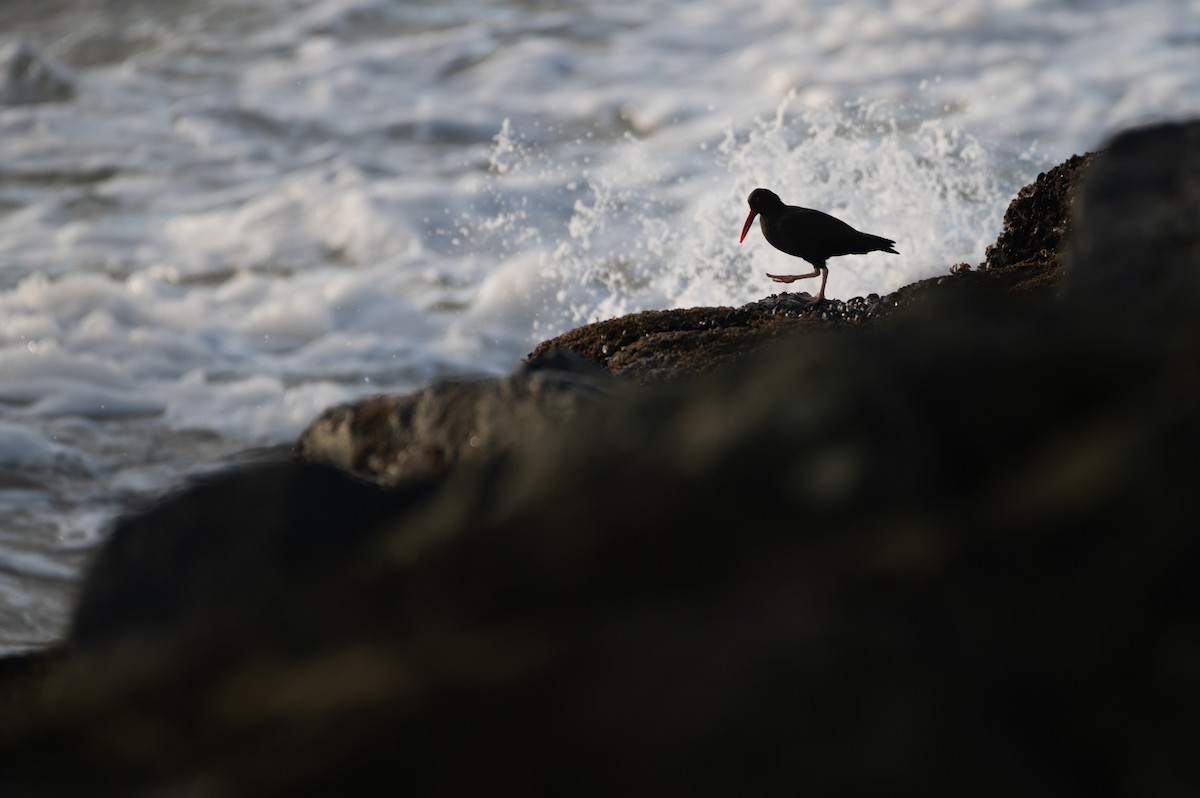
[739,187,897,304]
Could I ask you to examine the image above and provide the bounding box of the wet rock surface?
[2,121,1198,796]
[983,152,1097,276]
[522,293,907,385]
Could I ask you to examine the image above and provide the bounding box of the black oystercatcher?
[739,188,897,305]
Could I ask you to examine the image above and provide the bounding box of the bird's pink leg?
[765,269,820,284]
[800,267,829,305]
[766,266,828,305]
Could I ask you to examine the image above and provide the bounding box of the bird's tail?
[867,234,898,254]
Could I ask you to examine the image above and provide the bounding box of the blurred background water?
[0,0,1197,651]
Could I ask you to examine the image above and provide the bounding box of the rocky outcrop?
[982,152,1097,283]
[523,295,899,384]
[297,352,612,484]
[2,121,1197,796]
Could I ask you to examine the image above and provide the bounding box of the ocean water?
[0,0,1197,651]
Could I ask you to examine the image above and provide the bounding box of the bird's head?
[740,188,783,243]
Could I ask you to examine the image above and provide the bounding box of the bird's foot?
[769,291,818,313]
[766,273,802,284]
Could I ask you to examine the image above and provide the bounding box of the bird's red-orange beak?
[739,209,757,243]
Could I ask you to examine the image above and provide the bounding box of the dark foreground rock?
[70,461,438,652]
[1065,120,1200,328]
[2,121,1198,796]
